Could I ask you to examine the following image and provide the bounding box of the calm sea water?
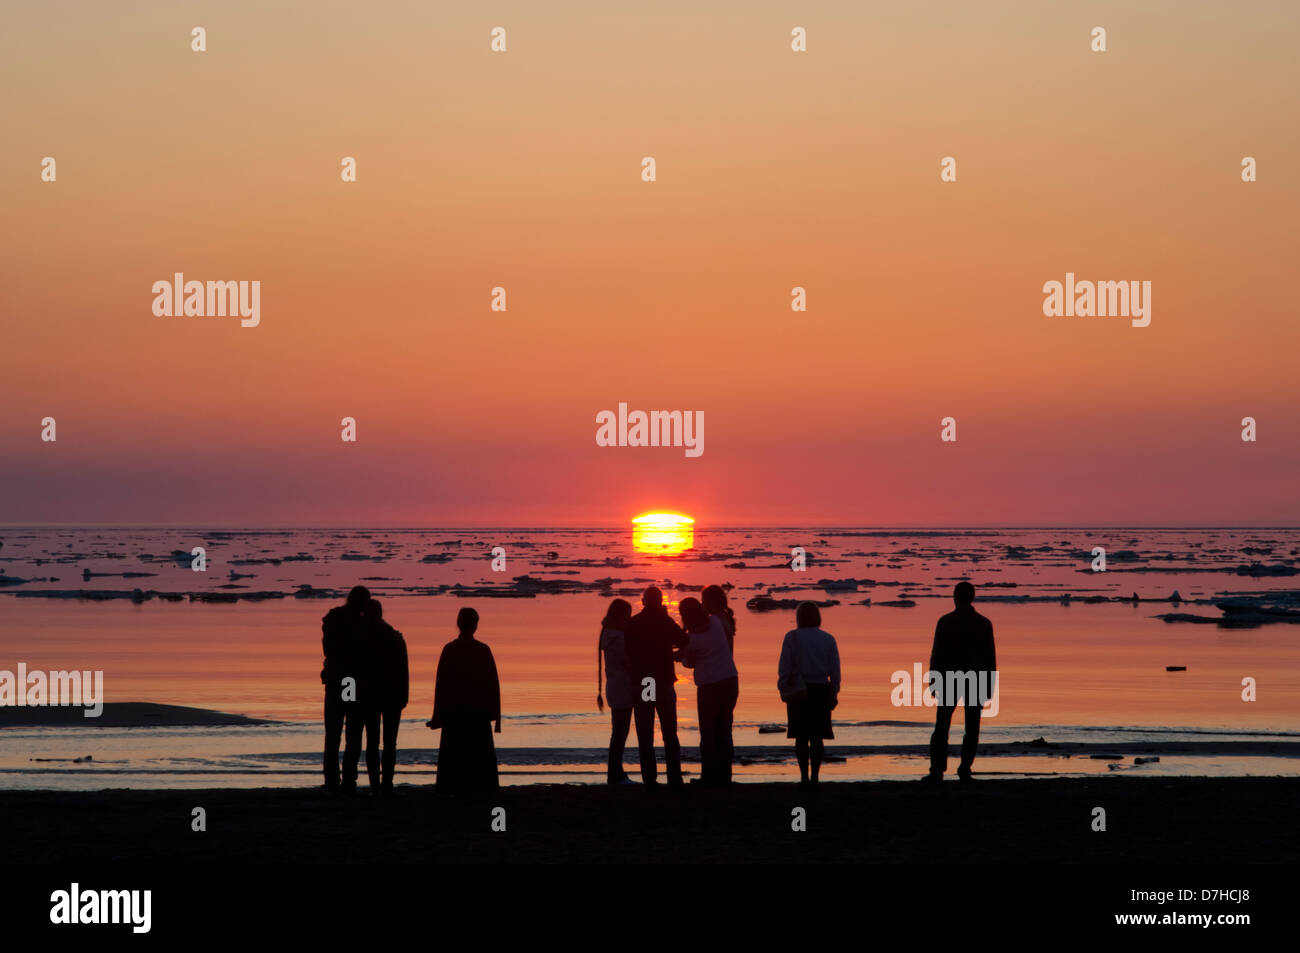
[2,527,1299,788]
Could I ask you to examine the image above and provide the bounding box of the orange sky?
[2,1,1298,526]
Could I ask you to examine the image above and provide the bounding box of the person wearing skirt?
[778,602,841,787]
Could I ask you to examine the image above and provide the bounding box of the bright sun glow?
[631,512,695,555]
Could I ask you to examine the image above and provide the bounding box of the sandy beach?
[2,777,1294,864]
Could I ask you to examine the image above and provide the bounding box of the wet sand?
[2,777,1295,863]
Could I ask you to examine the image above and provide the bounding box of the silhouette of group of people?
[597,585,849,789]
[598,584,741,788]
[322,588,500,796]
[322,581,996,794]
[321,586,410,795]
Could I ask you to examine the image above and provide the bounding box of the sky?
[2,1,1298,527]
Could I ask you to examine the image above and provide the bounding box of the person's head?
[365,598,384,621]
[457,606,479,636]
[954,581,975,607]
[795,601,821,629]
[641,586,663,609]
[701,585,728,615]
[603,598,632,629]
[346,585,371,610]
[679,597,709,633]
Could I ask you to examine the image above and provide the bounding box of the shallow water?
[2,527,1299,788]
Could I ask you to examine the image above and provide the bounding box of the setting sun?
[631,512,695,555]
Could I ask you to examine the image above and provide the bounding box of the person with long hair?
[778,602,841,787]
[702,584,736,656]
[597,597,636,785]
[680,596,740,787]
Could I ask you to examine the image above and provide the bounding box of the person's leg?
[364,707,381,791]
[795,737,809,782]
[720,678,737,785]
[381,708,400,791]
[435,721,456,793]
[633,700,657,784]
[697,684,715,785]
[608,707,632,783]
[929,704,956,778]
[478,717,499,792]
[323,689,343,789]
[613,707,632,779]
[658,687,682,786]
[810,738,824,783]
[342,704,363,791]
[959,704,983,777]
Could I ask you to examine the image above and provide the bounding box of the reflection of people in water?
[427,607,501,794]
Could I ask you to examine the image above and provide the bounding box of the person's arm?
[777,631,793,694]
[427,646,446,729]
[488,648,502,733]
[682,632,696,669]
[927,620,943,697]
[596,630,605,712]
[398,638,409,710]
[985,619,997,700]
[320,613,334,684]
[669,617,688,657]
[830,637,841,696]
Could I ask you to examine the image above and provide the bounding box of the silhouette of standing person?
[320,585,369,792]
[778,602,840,787]
[923,582,997,783]
[361,598,408,796]
[427,607,501,794]
[597,598,636,785]
[624,586,687,789]
[702,584,736,656]
[680,597,739,787]
[341,598,382,795]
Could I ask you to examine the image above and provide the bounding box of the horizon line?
[3,523,1299,532]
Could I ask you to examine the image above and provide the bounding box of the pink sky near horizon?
[2,1,1298,527]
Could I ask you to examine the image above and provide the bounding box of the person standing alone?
[923,582,997,782]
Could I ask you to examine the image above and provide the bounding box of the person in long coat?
[427,607,501,794]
